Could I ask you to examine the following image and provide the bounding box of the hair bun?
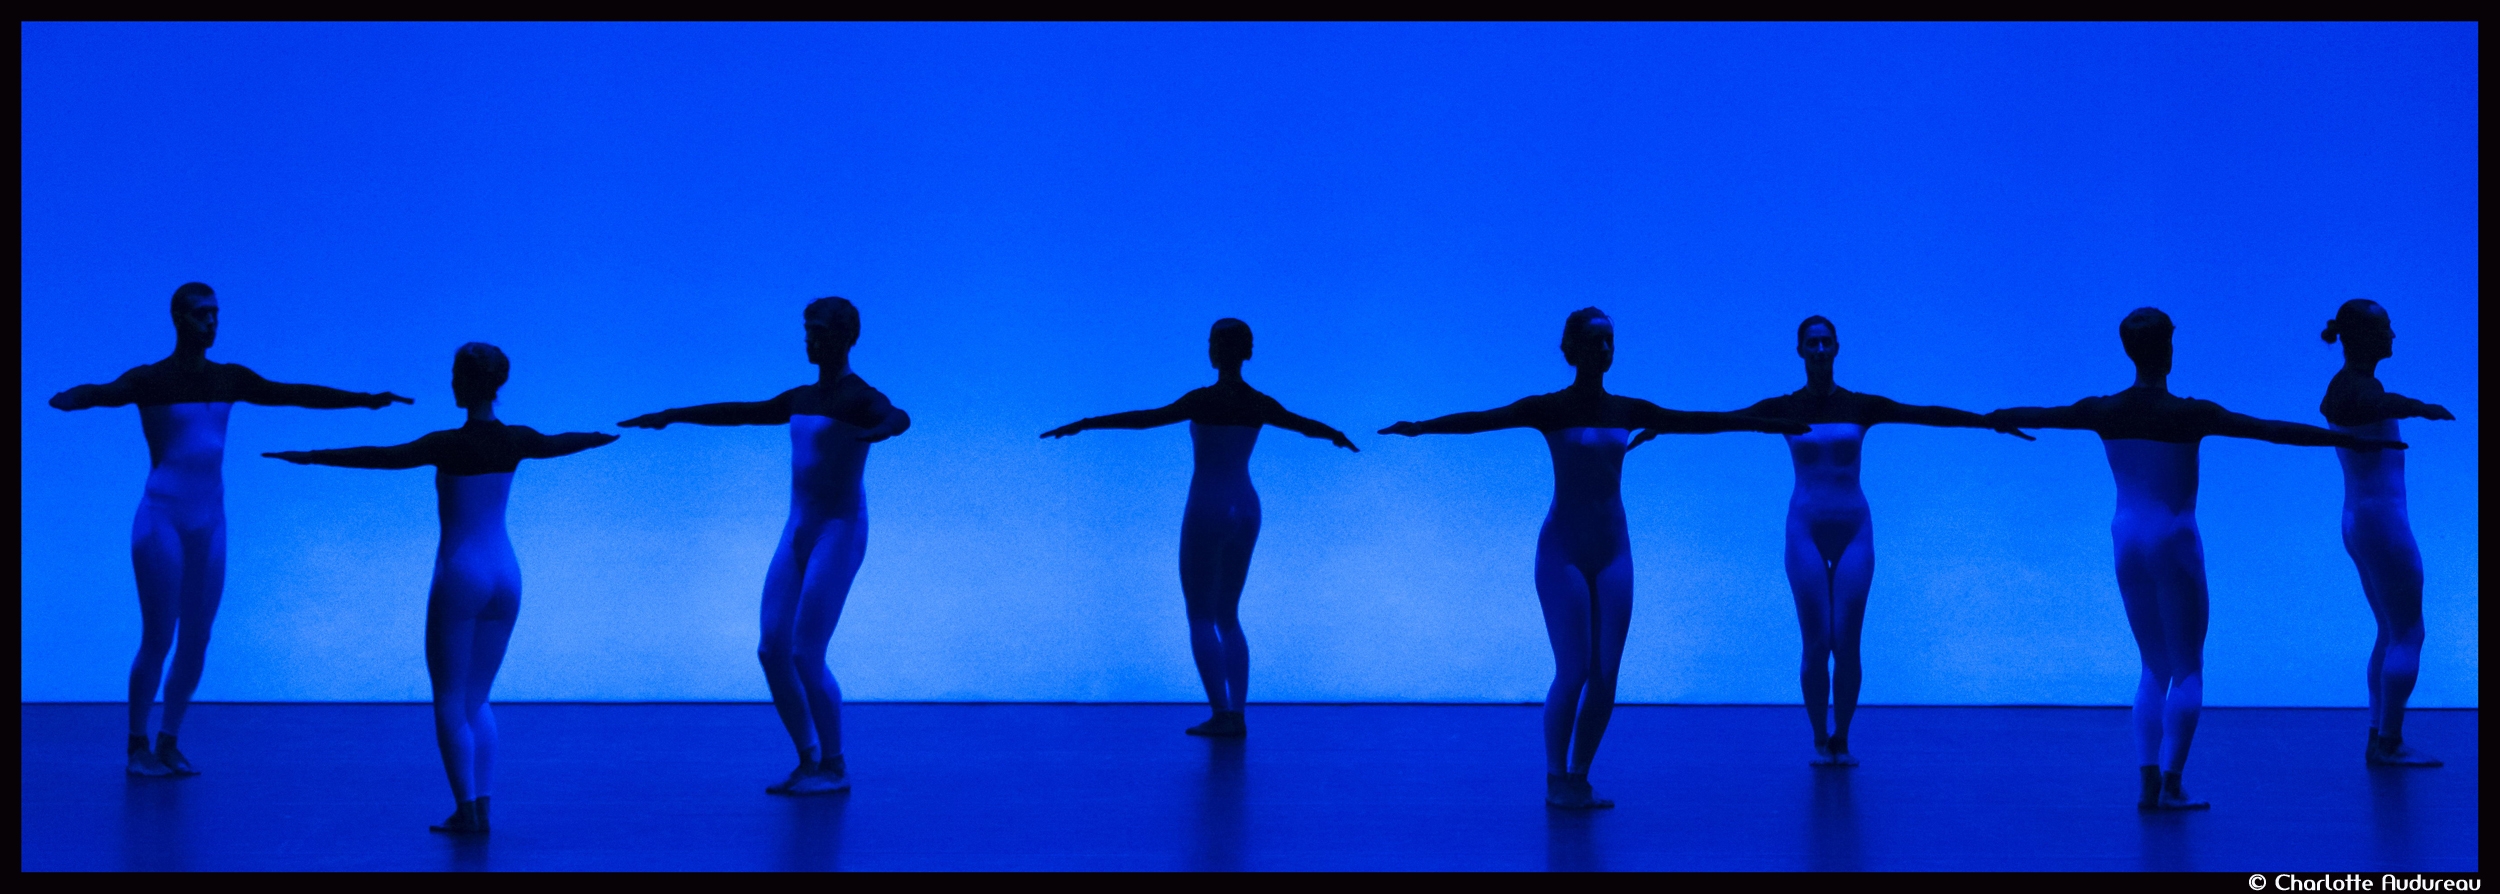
[2321,320,2341,344]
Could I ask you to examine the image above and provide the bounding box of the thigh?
[2154,526,2209,674]
[465,617,517,705]
[1534,539,1594,672]
[180,521,228,626]
[1833,518,1874,643]
[759,523,807,648]
[796,515,867,645]
[2347,513,2425,624]
[1589,552,1635,675]
[1784,515,1832,645]
[426,588,478,698]
[130,504,185,625]
[2111,526,2171,675]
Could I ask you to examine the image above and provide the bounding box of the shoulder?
[836,375,891,405]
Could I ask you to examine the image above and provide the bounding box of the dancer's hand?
[1040,422,1085,439]
[1626,428,1661,450]
[47,389,87,411]
[1994,424,2037,441]
[263,451,315,464]
[1327,431,1359,452]
[2368,438,2409,450]
[2423,404,2455,421]
[365,391,415,409]
[1377,421,1423,437]
[619,412,673,430]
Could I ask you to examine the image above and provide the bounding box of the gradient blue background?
[21,23,2478,706]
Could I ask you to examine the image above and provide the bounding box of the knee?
[757,643,793,666]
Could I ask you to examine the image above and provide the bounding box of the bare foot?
[765,762,816,795]
[1546,772,1615,809]
[429,799,487,834]
[1186,711,1246,738]
[154,734,199,776]
[2154,771,2210,811]
[126,738,172,777]
[787,755,852,795]
[2369,736,2445,768]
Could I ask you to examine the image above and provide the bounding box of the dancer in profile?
[2318,300,2452,768]
[266,343,617,834]
[1987,308,2403,811]
[1379,308,1806,809]
[1668,315,2032,768]
[47,282,411,778]
[1042,318,1359,738]
[619,297,910,796]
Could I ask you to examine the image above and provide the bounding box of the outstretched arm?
[621,395,793,429]
[1262,399,1358,452]
[236,367,410,410]
[264,436,435,470]
[2371,389,2455,423]
[1377,400,1533,437]
[2214,411,2404,449]
[1985,404,2100,432]
[48,367,147,410]
[1042,400,1190,438]
[1883,400,2036,440]
[519,429,623,459]
[1628,402,1811,436]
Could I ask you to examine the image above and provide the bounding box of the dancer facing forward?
[1380,308,1806,809]
[2318,300,2452,768]
[267,343,615,833]
[1988,308,2401,811]
[1043,318,1359,738]
[621,297,910,796]
[1661,315,2031,767]
[49,283,410,777]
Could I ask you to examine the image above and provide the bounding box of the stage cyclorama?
[20,24,2477,872]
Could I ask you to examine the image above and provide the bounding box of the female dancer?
[2318,300,2451,767]
[1988,308,2401,811]
[49,282,410,777]
[1042,318,1359,738]
[620,297,910,796]
[1380,308,1806,809]
[267,343,616,833]
[1694,315,2032,767]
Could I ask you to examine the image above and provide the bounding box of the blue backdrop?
[20,23,2478,706]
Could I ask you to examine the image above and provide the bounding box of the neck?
[1215,365,1244,385]
[816,356,852,387]
[1804,364,1835,394]
[466,403,497,425]
[2131,369,2168,392]
[2341,355,2382,379]
[168,342,208,368]
[1569,366,1606,393]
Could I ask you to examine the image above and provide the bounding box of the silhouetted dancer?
[1379,308,1807,809]
[47,283,411,778]
[266,343,617,834]
[1987,308,2403,812]
[619,297,910,796]
[1650,316,2032,767]
[2318,300,2451,768]
[1042,318,1359,738]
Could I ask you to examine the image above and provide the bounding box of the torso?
[434,471,516,559]
[2102,438,2201,522]
[783,377,890,518]
[127,360,259,510]
[2331,418,2406,508]
[1188,422,1259,492]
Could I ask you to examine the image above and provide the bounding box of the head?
[804,297,860,365]
[1796,315,1837,366]
[2119,307,2175,377]
[1561,307,1614,373]
[1209,318,1253,370]
[170,282,218,349]
[451,342,510,409]
[2321,299,2392,361]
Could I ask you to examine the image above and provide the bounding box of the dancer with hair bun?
[268,343,617,833]
[2318,300,2453,768]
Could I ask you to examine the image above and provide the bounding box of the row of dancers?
[49,284,2450,830]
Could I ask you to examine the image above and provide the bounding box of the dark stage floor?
[18,703,2478,871]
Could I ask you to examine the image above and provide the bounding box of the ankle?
[128,734,150,753]
[818,754,847,776]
